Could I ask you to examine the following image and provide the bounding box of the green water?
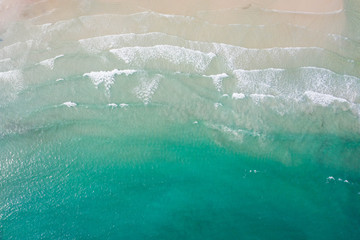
[1,0,360,239]
[1,106,360,239]
[1,117,360,239]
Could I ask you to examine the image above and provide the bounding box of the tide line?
[260,7,343,15]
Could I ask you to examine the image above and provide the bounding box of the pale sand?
[261,0,343,13]
[96,0,343,14]
[0,0,345,45]
[0,0,344,22]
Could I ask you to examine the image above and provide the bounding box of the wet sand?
[0,0,346,49]
[97,0,343,13]
[0,0,344,24]
[261,0,343,13]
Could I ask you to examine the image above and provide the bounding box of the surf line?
[260,8,343,15]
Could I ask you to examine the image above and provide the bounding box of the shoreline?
[0,0,346,48]
[0,0,344,20]
[263,0,343,14]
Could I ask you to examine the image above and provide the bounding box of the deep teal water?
[1,115,360,239]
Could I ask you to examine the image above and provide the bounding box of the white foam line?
[119,103,129,108]
[39,54,64,70]
[83,69,137,95]
[62,102,77,107]
[232,67,359,81]
[107,103,117,108]
[79,32,148,44]
[232,93,245,100]
[29,9,56,21]
[233,67,285,73]
[260,7,343,15]
[198,5,343,15]
[228,23,265,27]
[33,10,356,53]
[326,176,351,184]
[86,10,352,43]
[301,66,359,81]
[231,67,360,110]
[76,13,353,45]
[78,31,359,67]
[203,73,228,92]
[304,91,348,107]
[196,6,248,14]
[80,31,317,52]
[154,11,195,21]
[110,45,216,72]
[79,32,178,53]
[78,11,195,23]
[83,69,137,83]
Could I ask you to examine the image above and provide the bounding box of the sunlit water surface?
[1,0,360,239]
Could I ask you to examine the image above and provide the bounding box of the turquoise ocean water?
[1,0,360,239]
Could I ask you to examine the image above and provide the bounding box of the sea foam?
[0,70,24,106]
[232,67,360,105]
[232,93,245,100]
[78,30,360,76]
[79,32,180,54]
[304,91,348,107]
[110,45,216,72]
[83,69,137,95]
[203,73,229,92]
[39,55,64,70]
[134,74,162,105]
[62,101,77,107]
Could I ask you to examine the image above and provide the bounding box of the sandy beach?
[97,0,343,13]
[0,0,344,23]
[0,0,346,44]
[259,0,343,13]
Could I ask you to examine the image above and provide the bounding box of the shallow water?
[1,0,360,239]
